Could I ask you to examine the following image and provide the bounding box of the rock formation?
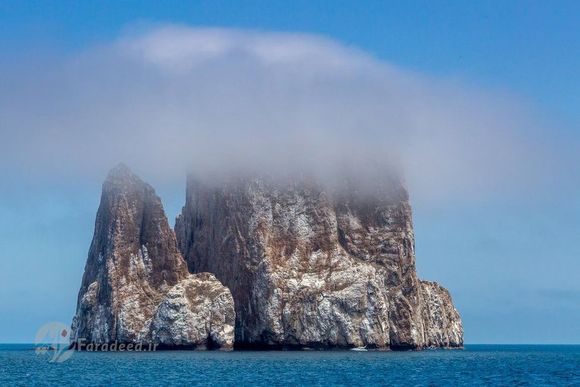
[420,281,463,348]
[175,175,463,350]
[72,164,462,351]
[71,164,235,350]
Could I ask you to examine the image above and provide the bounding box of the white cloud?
[0,25,565,203]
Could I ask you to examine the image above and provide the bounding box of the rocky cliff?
[71,165,235,349]
[175,175,463,349]
[72,165,462,351]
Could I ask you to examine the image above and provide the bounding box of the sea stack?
[175,175,463,349]
[72,165,462,351]
[70,164,235,350]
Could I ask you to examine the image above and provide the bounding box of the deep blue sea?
[0,344,578,386]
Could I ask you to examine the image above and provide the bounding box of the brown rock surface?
[70,164,234,349]
[176,175,463,349]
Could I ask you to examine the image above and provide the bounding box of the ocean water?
[0,344,578,386]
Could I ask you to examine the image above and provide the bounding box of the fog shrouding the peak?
[0,25,565,202]
[1,22,579,345]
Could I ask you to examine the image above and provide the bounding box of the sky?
[0,1,579,343]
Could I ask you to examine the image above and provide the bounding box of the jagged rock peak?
[106,162,134,179]
[71,164,235,350]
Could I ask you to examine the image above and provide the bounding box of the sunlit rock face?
[419,281,463,348]
[176,175,463,350]
[71,165,235,350]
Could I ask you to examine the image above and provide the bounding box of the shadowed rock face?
[71,165,235,350]
[175,176,463,350]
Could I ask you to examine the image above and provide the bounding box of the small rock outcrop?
[71,165,235,350]
[149,273,235,349]
[420,281,463,348]
[176,175,463,350]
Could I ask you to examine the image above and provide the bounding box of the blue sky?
[0,1,579,343]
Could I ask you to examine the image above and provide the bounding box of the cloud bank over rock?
[0,25,556,202]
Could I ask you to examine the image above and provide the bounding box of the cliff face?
[71,165,235,349]
[175,176,463,349]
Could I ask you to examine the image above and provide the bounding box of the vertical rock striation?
[71,164,235,349]
[176,175,463,350]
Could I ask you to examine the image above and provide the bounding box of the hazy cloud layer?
[0,25,567,202]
